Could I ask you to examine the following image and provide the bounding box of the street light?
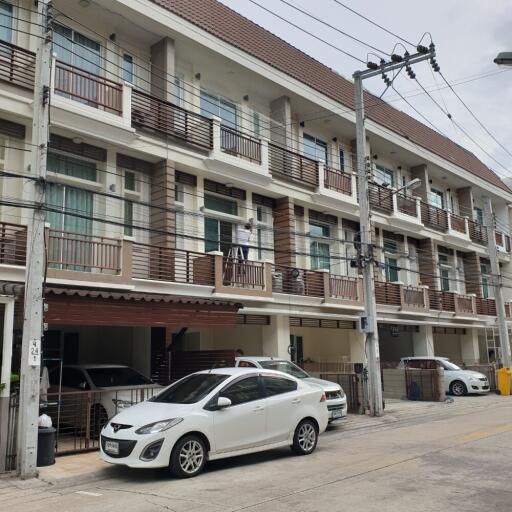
[382,178,422,194]
[494,52,512,66]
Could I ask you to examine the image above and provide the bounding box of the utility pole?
[353,47,435,416]
[483,197,511,368]
[17,0,52,479]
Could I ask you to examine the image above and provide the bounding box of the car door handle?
[253,405,265,412]
[292,398,301,404]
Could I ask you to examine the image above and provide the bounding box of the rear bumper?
[327,397,347,422]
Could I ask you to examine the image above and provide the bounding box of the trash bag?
[38,413,53,428]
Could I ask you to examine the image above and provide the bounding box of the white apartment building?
[0,0,512,386]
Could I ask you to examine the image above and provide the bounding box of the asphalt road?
[2,395,512,512]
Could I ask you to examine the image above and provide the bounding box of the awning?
[44,287,242,327]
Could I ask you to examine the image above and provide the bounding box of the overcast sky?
[220,0,512,179]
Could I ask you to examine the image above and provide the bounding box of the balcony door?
[0,2,12,43]
[204,218,233,256]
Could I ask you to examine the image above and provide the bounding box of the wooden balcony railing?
[449,213,467,234]
[375,281,401,306]
[421,202,448,231]
[468,220,488,245]
[401,285,428,310]
[0,40,35,90]
[396,194,417,217]
[429,290,456,312]
[220,126,261,163]
[131,89,213,150]
[271,264,324,297]
[268,143,319,188]
[47,230,122,273]
[455,294,476,315]
[0,222,27,266]
[495,231,504,247]
[132,243,215,286]
[54,62,122,115]
[324,167,352,196]
[369,183,393,213]
[222,258,265,290]
[329,275,359,300]
[476,297,497,316]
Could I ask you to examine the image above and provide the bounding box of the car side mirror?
[217,396,232,409]
[78,381,87,390]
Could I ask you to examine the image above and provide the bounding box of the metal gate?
[1,390,19,473]
[319,373,362,413]
[405,369,442,401]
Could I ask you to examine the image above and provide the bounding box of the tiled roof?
[152,0,509,192]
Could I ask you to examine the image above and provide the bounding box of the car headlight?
[469,377,478,382]
[112,399,135,410]
[135,418,183,435]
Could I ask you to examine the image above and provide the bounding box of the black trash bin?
[37,427,56,467]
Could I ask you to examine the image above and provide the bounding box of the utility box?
[496,367,512,396]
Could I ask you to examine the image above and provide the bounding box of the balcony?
[220,126,261,163]
[421,202,448,232]
[468,220,488,245]
[375,281,401,306]
[400,285,429,312]
[268,143,319,188]
[369,183,393,213]
[0,40,35,91]
[324,167,352,196]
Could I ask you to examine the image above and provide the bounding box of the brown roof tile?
[152,0,509,192]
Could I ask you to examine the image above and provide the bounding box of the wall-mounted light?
[332,137,338,142]
[79,0,91,7]
[224,182,233,188]
[372,154,378,160]
[72,137,83,145]
[109,184,116,192]
[109,33,116,42]
[195,72,201,80]
[299,121,305,127]
[243,94,249,101]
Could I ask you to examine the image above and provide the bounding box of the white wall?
[291,326,351,362]
[196,325,264,355]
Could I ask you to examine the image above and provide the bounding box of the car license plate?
[332,410,342,419]
[105,440,119,455]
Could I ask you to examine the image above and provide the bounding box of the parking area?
[2,393,512,512]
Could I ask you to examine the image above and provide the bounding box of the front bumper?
[326,396,347,423]
[468,381,490,393]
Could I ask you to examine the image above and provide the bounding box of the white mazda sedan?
[100,368,329,478]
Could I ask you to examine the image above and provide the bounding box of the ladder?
[223,245,245,283]
[485,326,500,363]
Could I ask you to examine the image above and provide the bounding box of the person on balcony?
[236,222,253,262]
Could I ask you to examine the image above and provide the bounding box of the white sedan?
[100,368,329,478]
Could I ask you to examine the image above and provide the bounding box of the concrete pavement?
[2,395,512,511]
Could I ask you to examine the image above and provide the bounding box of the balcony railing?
[132,243,215,286]
[268,143,319,188]
[324,167,352,196]
[375,281,401,306]
[222,257,265,290]
[401,285,428,310]
[271,264,324,297]
[0,40,35,90]
[396,194,417,217]
[449,213,467,234]
[47,230,122,274]
[369,183,393,213]
[421,202,448,231]
[455,294,476,316]
[468,220,488,245]
[328,275,360,301]
[54,62,123,115]
[131,89,213,150]
[220,126,261,163]
[0,222,27,265]
[476,297,497,316]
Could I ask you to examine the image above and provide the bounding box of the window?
[151,373,229,404]
[385,257,399,282]
[61,368,88,389]
[238,361,257,368]
[200,90,237,129]
[124,201,133,236]
[303,133,328,163]
[253,111,261,137]
[174,76,184,107]
[122,54,133,83]
[339,149,345,171]
[204,218,232,254]
[310,222,330,270]
[220,376,262,406]
[429,188,444,209]
[258,360,309,379]
[262,375,297,397]
[310,222,330,238]
[473,207,484,225]
[374,165,394,187]
[124,171,136,191]
[86,367,152,387]
[204,194,238,216]
[383,239,398,254]
[175,183,184,202]
[48,153,97,182]
[481,262,491,299]
[439,254,451,292]
[0,1,12,42]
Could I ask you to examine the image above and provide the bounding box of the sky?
[219,0,512,180]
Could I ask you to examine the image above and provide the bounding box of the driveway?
[2,394,512,512]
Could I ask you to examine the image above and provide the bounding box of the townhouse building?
[0,0,511,385]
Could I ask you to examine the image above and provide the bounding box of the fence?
[319,373,362,413]
[272,265,324,297]
[405,369,443,401]
[0,222,27,266]
[1,390,19,472]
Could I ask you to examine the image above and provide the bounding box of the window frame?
[261,374,298,397]
[0,1,13,43]
[429,188,445,209]
[218,374,265,407]
[303,133,328,164]
[374,165,395,188]
[122,53,134,83]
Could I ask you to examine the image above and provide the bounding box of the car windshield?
[258,360,309,379]
[86,367,153,387]
[151,373,229,404]
[442,361,462,371]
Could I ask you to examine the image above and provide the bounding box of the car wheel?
[170,435,207,478]
[291,419,318,455]
[450,380,467,396]
[90,404,108,439]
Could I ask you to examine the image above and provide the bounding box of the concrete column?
[150,37,175,102]
[151,160,176,248]
[269,96,292,146]
[461,327,480,365]
[349,330,366,364]
[413,325,435,357]
[262,315,290,359]
[273,197,296,267]
[410,164,429,202]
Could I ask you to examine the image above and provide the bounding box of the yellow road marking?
[457,422,512,443]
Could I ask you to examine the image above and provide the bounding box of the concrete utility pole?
[353,48,435,416]
[17,0,52,479]
[483,197,511,368]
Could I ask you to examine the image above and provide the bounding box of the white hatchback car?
[235,357,347,425]
[100,368,329,477]
[399,357,490,396]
